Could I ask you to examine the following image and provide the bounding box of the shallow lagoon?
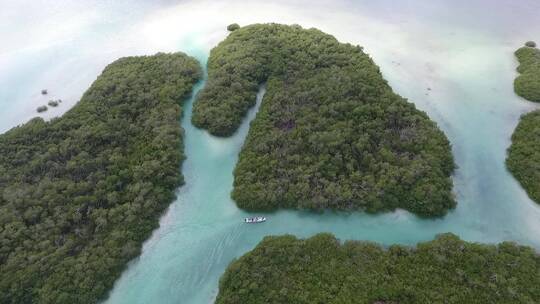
[2,1,540,303]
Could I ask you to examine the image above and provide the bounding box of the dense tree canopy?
[507,110,540,204]
[0,53,201,303]
[514,44,540,102]
[192,23,455,216]
[507,43,540,204]
[217,233,540,304]
[227,23,240,32]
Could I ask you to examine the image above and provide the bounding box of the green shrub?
[227,23,240,31]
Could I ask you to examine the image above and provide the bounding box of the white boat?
[244,216,266,223]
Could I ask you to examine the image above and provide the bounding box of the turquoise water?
[2,1,540,303]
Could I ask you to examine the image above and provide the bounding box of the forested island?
[514,42,540,102]
[192,23,456,216]
[507,110,540,204]
[507,43,540,204]
[216,233,540,304]
[0,53,201,303]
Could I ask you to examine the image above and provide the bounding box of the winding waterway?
[2,1,540,303]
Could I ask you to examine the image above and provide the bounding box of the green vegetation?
[192,23,455,216]
[507,110,540,203]
[0,53,201,303]
[508,43,540,204]
[217,233,540,304]
[514,44,540,102]
[227,23,240,31]
[36,105,48,113]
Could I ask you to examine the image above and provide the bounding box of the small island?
[192,23,456,217]
[507,110,540,204]
[216,233,540,304]
[36,105,48,113]
[514,41,540,102]
[0,53,201,303]
[48,99,60,107]
[227,23,240,31]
